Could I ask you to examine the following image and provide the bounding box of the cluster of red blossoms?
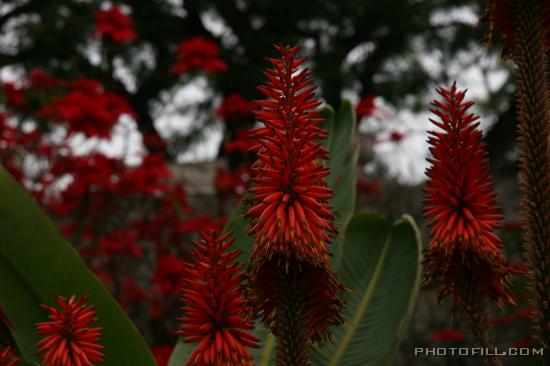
[245,45,344,342]
[177,230,259,365]
[423,83,513,307]
[215,94,255,123]
[93,5,136,43]
[172,37,228,75]
[35,295,104,366]
[38,78,136,139]
[355,95,377,120]
[0,347,19,366]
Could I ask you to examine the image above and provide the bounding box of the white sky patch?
[68,115,144,165]
[177,123,223,163]
[430,5,479,26]
[113,57,137,93]
[201,9,239,47]
[154,77,211,135]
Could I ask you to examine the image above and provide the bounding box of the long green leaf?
[327,100,356,186]
[0,167,156,365]
[312,212,422,366]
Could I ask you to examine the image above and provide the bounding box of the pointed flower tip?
[246,44,337,267]
[35,294,104,366]
[423,83,513,307]
[177,230,259,366]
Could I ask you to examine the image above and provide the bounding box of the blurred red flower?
[225,129,256,154]
[355,95,376,120]
[26,69,62,90]
[94,5,136,43]
[0,346,19,366]
[216,93,255,122]
[502,220,522,231]
[178,214,227,234]
[151,345,173,366]
[356,179,382,197]
[98,230,142,257]
[215,166,250,197]
[2,83,26,110]
[429,328,465,342]
[513,337,537,348]
[154,254,185,297]
[388,130,406,142]
[489,313,516,326]
[38,78,136,138]
[172,37,227,75]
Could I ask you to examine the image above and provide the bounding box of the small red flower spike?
[423,82,512,307]
[0,346,19,366]
[177,230,259,366]
[35,295,104,366]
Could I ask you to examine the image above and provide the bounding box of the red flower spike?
[176,230,259,366]
[423,82,513,307]
[35,295,104,366]
[0,346,19,366]
[246,45,344,343]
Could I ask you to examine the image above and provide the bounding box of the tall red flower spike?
[246,45,344,347]
[35,295,104,366]
[176,230,259,366]
[0,346,19,366]
[423,82,513,307]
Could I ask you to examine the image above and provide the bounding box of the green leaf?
[327,100,356,187]
[0,167,156,365]
[319,105,335,149]
[326,100,358,270]
[312,212,422,366]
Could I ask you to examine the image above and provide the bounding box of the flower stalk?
[275,274,310,366]
[513,0,550,356]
